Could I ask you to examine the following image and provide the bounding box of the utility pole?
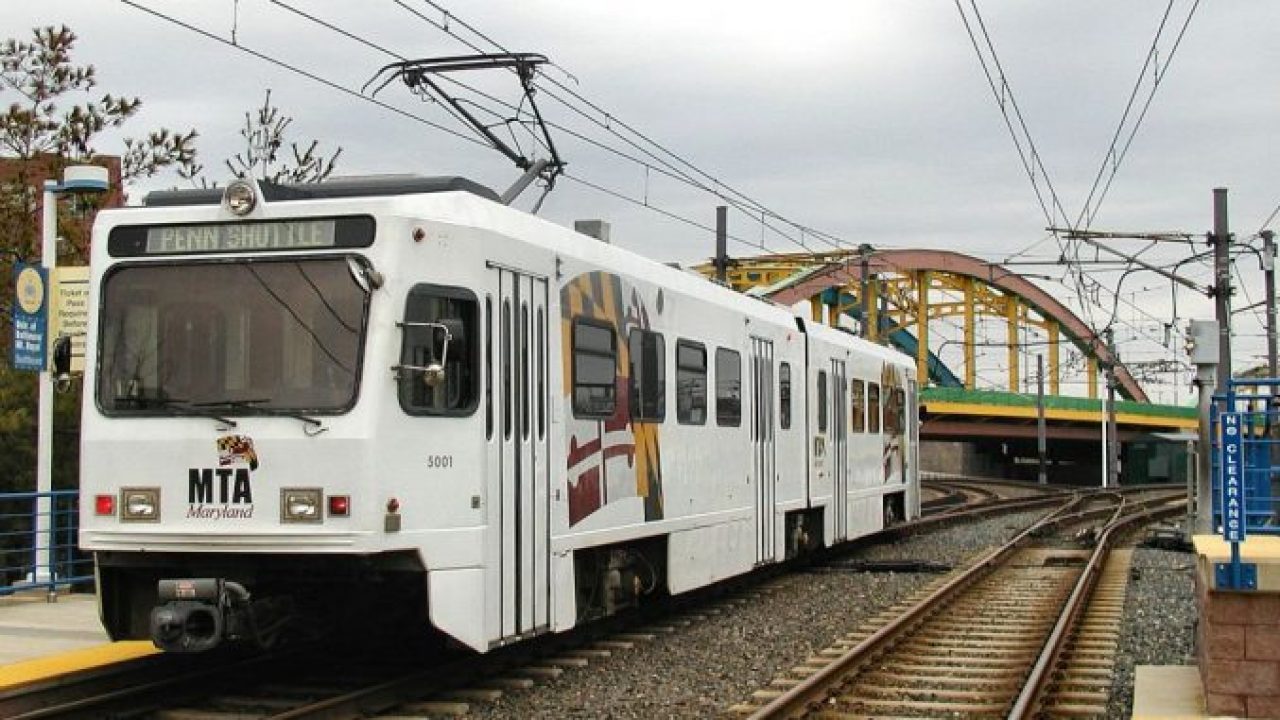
[713,205,728,285]
[1037,353,1047,485]
[1102,328,1120,488]
[859,244,871,339]
[1263,229,1277,383]
[1212,188,1233,391]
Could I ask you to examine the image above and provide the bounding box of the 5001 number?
[426,454,454,469]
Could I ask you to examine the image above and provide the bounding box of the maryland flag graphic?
[561,271,664,527]
[217,435,260,471]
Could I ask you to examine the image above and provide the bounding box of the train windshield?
[97,256,369,415]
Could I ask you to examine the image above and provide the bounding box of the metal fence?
[0,490,93,596]
[1211,378,1280,535]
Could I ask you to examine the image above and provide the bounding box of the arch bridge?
[693,248,1195,450]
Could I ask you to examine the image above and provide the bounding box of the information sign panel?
[1220,411,1245,542]
[50,266,90,373]
[11,263,47,372]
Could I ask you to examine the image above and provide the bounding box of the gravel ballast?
[469,510,1048,719]
[1107,541,1198,719]
[447,509,1200,719]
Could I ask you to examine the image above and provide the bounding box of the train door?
[750,337,776,564]
[492,264,551,639]
[830,359,848,541]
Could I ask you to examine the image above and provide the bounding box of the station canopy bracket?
[365,53,565,208]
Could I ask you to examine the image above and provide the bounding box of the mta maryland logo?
[217,435,259,471]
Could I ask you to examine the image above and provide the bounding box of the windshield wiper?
[114,396,238,428]
[193,398,328,435]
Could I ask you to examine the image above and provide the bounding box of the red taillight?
[95,494,116,516]
[328,495,350,517]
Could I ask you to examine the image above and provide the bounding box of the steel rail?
[745,492,1088,719]
[1009,496,1187,718]
[745,487,1182,719]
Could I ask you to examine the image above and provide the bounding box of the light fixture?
[121,487,160,522]
[281,488,323,523]
[223,179,257,216]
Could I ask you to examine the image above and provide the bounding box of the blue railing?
[1211,378,1280,535]
[0,490,93,596]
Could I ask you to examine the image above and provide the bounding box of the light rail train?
[77,175,919,652]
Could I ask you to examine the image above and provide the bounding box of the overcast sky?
[9,1,1278,402]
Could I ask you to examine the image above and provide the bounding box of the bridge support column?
[810,296,822,323]
[1048,321,1061,395]
[1006,296,1020,393]
[1087,356,1099,399]
[963,277,976,389]
[917,270,930,387]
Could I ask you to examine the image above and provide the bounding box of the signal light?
[328,495,350,517]
[95,494,116,516]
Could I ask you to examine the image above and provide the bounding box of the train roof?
[143,175,500,207]
[131,173,913,370]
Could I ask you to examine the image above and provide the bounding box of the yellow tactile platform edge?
[0,641,158,691]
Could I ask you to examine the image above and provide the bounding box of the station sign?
[50,266,90,373]
[11,262,48,372]
[1220,411,1245,543]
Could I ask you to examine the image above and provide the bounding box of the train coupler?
[150,578,253,652]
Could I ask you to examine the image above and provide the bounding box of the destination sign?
[108,216,375,257]
[145,220,335,254]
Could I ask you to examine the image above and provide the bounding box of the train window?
[868,382,881,433]
[779,362,791,430]
[851,379,865,433]
[537,308,545,439]
[99,257,367,415]
[715,348,741,427]
[572,318,617,418]
[398,284,480,416]
[817,370,828,432]
[628,329,666,422]
[676,340,707,425]
[486,296,493,439]
[521,303,530,439]
[503,300,512,438]
[885,386,906,435]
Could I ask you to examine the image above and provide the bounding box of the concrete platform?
[1132,665,1209,719]
[0,590,156,690]
[1194,535,1280,591]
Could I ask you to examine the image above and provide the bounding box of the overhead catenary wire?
[266,0,835,255]
[122,0,1195,391]
[1074,0,1203,230]
[121,0,804,257]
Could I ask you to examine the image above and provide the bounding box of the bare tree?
[224,89,341,184]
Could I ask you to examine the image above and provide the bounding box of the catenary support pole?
[1213,188,1232,391]
[1263,230,1277,383]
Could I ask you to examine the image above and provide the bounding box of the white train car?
[77,176,918,653]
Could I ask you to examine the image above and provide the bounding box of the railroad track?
[732,487,1184,719]
[1,483,1115,720]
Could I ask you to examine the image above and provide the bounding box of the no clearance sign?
[1220,412,1245,543]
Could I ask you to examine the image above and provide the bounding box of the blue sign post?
[11,263,48,372]
[1217,411,1257,589]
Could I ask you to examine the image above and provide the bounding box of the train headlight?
[281,488,323,523]
[121,487,160,522]
[223,179,257,216]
